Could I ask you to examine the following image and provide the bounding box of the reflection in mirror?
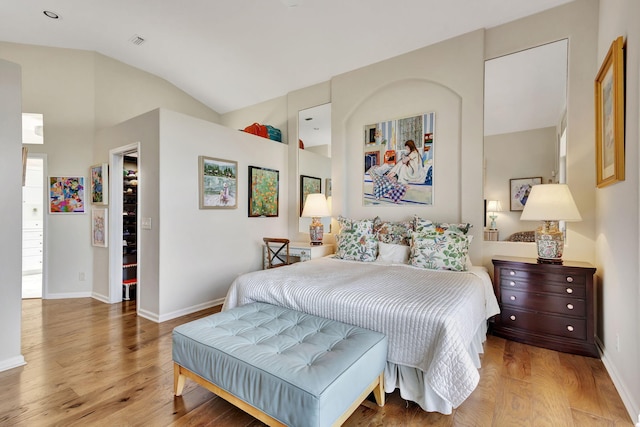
[484,39,568,242]
[298,103,332,233]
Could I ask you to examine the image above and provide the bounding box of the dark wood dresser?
[492,256,598,358]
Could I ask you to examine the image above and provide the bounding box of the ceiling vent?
[129,35,146,46]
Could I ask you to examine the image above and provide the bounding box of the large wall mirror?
[484,39,568,242]
[298,103,332,233]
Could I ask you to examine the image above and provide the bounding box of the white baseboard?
[598,337,639,423]
[91,292,110,304]
[43,291,92,300]
[0,355,26,373]
[154,298,225,323]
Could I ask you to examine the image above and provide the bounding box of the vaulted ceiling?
[0,0,573,114]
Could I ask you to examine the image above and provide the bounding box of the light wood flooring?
[0,298,633,426]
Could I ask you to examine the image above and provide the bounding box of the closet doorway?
[108,143,140,310]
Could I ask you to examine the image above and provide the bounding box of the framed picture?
[300,175,321,215]
[199,156,237,209]
[325,178,332,197]
[595,36,625,188]
[510,177,542,211]
[248,166,279,217]
[91,208,108,247]
[90,163,109,205]
[363,112,435,206]
[49,176,86,214]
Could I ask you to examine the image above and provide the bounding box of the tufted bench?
[172,302,387,427]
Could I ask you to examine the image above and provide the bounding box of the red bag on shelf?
[243,123,268,138]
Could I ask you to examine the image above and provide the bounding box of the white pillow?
[377,242,410,264]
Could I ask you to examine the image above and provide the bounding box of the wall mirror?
[484,39,568,242]
[298,103,332,233]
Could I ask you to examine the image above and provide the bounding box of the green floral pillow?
[373,216,414,245]
[409,231,472,271]
[335,232,378,262]
[337,216,374,235]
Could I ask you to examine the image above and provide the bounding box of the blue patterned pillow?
[409,231,472,271]
[335,232,378,262]
[373,216,414,245]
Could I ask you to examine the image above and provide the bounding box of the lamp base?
[309,218,324,246]
[537,257,563,265]
[535,220,564,264]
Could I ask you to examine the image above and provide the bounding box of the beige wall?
[596,0,640,420]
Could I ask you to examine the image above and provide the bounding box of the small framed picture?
[300,175,321,216]
[49,176,86,214]
[90,163,109,205]
[510,177,542,211]
[199,156,237,209]
[248,166,279,217]
[92,208,108,247]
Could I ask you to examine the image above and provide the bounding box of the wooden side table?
[492,255,598,358]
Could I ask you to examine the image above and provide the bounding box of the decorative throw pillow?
[413,215,472,235]
[337,216,374,235]
[409,231,472,271]
[373,217,414,245]
[377,242,410,264]
[335,232,378,262]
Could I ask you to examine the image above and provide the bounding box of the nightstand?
[263,242,334,269]
[491,256,598,358]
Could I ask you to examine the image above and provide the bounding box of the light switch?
[141,217,152,230]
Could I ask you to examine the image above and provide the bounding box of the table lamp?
[520,184,582,264]
[301,193,330,245]
[486,200,503,230]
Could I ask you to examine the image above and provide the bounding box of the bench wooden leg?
[373,372,385,406]
[174,363,186,396]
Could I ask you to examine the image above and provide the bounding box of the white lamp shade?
[487,200,502,212]
[520,184,582,222]
[301,193,330,217]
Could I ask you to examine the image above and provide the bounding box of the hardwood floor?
[0,298,633,426]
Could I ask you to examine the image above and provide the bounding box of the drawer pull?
[567,325,574,332]
[567,303,574,310]
[566,288,573,294]
[509,296,516,301]
[509,315,516,321]
[509,281,516,287]
[509,270,516,276]
[566,276,574,283]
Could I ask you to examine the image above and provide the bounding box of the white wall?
[596,0,640,420]
[0,59,25,371]
[158,109,289,320]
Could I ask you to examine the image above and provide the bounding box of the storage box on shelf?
[123,171,137,300]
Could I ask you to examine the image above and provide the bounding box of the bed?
[223,255,500,414]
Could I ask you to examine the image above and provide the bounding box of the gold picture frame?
[595,36,625,188]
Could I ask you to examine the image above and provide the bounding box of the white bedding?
[223,256,500,411]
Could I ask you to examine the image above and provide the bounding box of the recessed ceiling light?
[43,10,59,19]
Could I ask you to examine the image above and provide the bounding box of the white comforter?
[223,257,500,408]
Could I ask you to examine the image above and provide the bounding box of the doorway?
[22,154,45,299]
[108,143,140,310]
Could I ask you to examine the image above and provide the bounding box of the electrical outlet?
[616,333,621,352]
[79,272,85,281]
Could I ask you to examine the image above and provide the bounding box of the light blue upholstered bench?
[172,302,387,427]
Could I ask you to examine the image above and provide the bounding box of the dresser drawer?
[500,275,585,298]
[499,308,587,340]
[501,267,585,285]
[500,288,586,316]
